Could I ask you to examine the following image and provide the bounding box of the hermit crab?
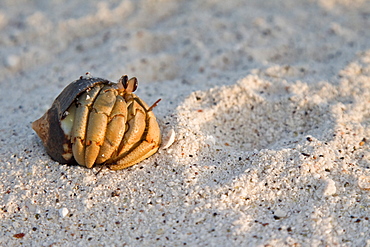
[32,74,161,170]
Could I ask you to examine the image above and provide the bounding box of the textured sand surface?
[1,0,370,246]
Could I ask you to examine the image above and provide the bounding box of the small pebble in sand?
[4,55,20,69]
[358,176,370,190]
[205,135,216,146]
[59,207,69,218]
[274,208,287,219]
[323,178,336,196]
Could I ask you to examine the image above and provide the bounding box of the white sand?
[1,0,370,246]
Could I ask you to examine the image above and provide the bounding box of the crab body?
[32,75,161,170]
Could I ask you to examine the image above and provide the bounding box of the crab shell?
[32,75,161,170]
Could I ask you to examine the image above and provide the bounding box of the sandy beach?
[1,0,370,246]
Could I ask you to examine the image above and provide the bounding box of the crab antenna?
[148,99,161,111]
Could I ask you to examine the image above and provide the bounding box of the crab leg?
[115,99,147,158]
[71,85,102,166]
[84,86,117,168]
[110,108,161,170]
[95,95,128,164]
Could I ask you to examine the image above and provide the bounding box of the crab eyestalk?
[117,75,138,94]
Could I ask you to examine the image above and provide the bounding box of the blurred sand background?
[1,0,370,246]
